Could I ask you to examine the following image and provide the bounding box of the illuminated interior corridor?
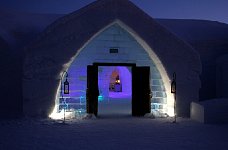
[98,66,132,117]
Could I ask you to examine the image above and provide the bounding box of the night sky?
[0,0,227,24]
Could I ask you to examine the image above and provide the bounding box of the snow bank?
[191,98,228,124]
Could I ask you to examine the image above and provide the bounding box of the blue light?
[98,95,104,101]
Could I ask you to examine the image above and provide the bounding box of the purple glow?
[98,66,132,99]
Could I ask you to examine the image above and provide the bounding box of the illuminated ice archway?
[49,20,174,119]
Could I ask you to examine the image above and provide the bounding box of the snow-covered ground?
[1,98,228,150]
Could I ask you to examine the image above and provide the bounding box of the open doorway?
[87,63,151,118]
[98,66,132,118]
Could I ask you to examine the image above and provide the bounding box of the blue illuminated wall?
[56,23,167,114]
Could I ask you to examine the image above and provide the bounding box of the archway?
[97,65,132,117]
[49,21,174,119]
[98,63,132,117]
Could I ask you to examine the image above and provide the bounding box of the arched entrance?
[49,21,173,119]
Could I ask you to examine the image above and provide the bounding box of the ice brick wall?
[57,24,167,113]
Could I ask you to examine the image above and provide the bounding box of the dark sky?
[0,0,228,24]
